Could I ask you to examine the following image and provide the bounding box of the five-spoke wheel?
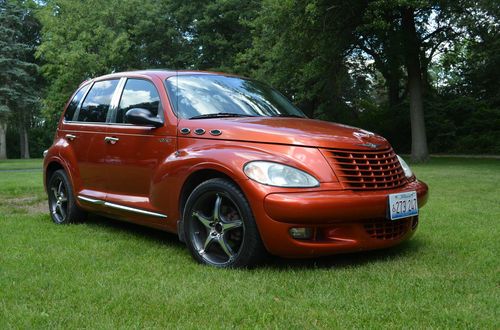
[183,178,266,268]
[47,169,86,224]
[49,177,69,223]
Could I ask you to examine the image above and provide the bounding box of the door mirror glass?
[125,108,163,128]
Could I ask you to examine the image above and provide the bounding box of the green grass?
[1,158,499,328]
[0,158,43,170]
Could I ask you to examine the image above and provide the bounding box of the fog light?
[289,227,312,240]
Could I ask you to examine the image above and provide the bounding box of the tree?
[36,0,190,124]
[353,1,458,161]
[0,0,39,159]
[33,0,500,158]
[354,7,406,108]
[401,5,429,162]
[167,0,261,72]
[440,0,499,106]
[238,0,369,121]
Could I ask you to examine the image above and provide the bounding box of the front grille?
[364,217,415,240]
[324,148,407,190]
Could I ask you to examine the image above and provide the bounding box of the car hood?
[178,117,390,150]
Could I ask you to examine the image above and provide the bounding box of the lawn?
[0,158,43,171]
[1,158,498,328]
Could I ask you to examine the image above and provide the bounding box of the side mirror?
[125,108,163,128]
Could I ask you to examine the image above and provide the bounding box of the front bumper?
[264,180,428,223]
[253,180,428,257]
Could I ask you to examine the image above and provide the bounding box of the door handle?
[65,134,76,141]
[104,136,119,144]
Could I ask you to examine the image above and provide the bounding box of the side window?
[77,79,119,122]
[116,79,161,124]
[64,84,89,121]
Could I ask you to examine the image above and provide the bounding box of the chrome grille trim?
[323,148,407,190]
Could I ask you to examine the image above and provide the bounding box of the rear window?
[77,79,119,122]
[64,84,89,121]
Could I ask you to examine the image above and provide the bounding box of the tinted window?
[64,84,89,121]
[165,75,306,119]
[116,79,161,123]
[77,79,119,122]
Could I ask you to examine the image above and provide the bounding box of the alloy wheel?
[189,192,245,266]
[50,178,68,223]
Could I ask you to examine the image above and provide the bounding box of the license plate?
[388,191,418,220]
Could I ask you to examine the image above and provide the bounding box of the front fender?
[149,138,338,233]
[149,141,276,224]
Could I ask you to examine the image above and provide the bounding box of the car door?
[61,79,120,202]
[102,77,176,224]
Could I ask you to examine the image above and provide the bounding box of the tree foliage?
[1,0,497,158]
[37,0,187,124]
[0,0,41,159]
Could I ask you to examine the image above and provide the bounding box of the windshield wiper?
[189,113,255,120]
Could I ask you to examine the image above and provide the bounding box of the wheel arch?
[44,160,65,192]
[44,155,80,197]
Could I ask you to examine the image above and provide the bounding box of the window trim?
[63,77,166,128]
[108,77,165,126]
[64,82,92,122]
[68,78,121,124]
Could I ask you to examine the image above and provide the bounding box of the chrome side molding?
[104,201,168,218]
[78,196,105,205]
[77,195,167,219]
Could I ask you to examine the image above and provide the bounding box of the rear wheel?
[47,169,86,224]
[183,178,266,268]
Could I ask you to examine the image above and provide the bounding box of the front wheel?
[183,178,266,268]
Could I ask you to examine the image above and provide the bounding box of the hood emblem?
[353,130,375,140]
[357,142,381,149]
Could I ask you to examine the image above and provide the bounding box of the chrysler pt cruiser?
[43,70,429,268]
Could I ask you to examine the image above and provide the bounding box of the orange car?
[43,70,428,268]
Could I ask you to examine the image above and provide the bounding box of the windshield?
[165,74,306,119]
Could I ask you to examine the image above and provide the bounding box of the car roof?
[80,69,242,86]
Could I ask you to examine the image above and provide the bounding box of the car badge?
[353,131,374,140]
[357,142,380,149]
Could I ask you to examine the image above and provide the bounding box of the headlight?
[243,161,319,188]
[397,155,414,178]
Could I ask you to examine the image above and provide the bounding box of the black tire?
[183,178,266,268]
[47,169,86,224]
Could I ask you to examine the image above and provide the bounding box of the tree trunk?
[387,74,400,108]
[401,7,429,162]
[19,123,30,159]
[0,121,7,159]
